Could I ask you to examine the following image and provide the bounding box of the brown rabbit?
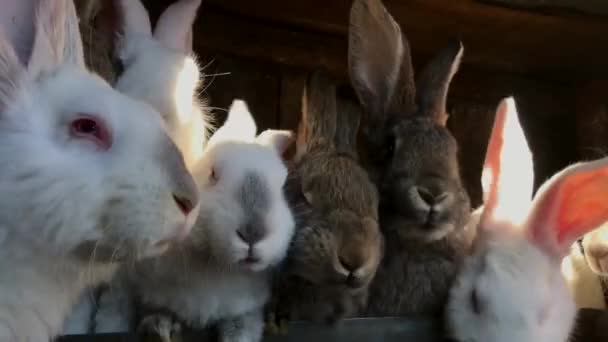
[269,70,383,325]
[348,0,474,316]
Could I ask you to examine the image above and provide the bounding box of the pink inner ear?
[528,160,608,257]
[554,171,608,245]
[479,97,533,231]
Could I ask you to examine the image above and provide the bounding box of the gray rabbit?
[269,70,383,327]
[348,0,475,316]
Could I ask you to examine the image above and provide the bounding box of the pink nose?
[173,194,194,215]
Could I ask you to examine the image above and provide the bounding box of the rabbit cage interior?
[60,0,608,341]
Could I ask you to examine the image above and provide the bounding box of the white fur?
[116,0,209,170]
[447,230,576,342]
[446,98,608,342]
[61,290,98,335]
[0,1,199,340]
[95,101,294,342]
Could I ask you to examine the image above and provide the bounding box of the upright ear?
[480,97,534,230]
[117,0,152,37]
[0,32,24,114]
[28,0,86,76]
[296,70,338,158]
[334,94,362,156]
[525,157,608,258]
[348,0,415,118]
[154,0,202,52]
[208,99,257,144]
[257,130,294,156]
[415,39,463,126]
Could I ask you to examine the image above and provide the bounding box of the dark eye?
[209,167,219,185]
[470,288,482,314]
[382,136,396,161]
[70,115,112,150]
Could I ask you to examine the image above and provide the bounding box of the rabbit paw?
[264,312,289,336]
[138,314,182,342]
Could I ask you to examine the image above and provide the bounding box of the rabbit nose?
[338,256,366,289]
[339,256,359,273]
[173,194,195,215]
[237,227,265,246]
[416,186,451,207]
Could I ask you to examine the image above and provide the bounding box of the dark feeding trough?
[56,310,608,342]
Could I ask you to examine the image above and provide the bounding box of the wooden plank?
[194,53,281,132]
[277,67,308,159]
[202,0,608,81]
[575,80,608,160]
[479,0,608,16]
[55,310,608,342]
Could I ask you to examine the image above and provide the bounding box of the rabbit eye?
[380,136,396,162]
[209,167,219,185]
[470,288,482,314]
[70,115,112,150]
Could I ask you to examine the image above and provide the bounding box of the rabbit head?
[581,224,608,276]
[446,98,608,342]
[287,70,382,292]
[348,0,470,243]
[190,100,294,272]
[0,0,199,262]
[115,0,209,169]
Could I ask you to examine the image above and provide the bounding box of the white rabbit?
[115,0,210,169]
[63,0,209,333]
[0,0,200,340]
[446,97,608,342]
[95,100,294,342]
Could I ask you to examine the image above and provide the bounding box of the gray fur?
[237,172,271,244]
[348,0,473,316]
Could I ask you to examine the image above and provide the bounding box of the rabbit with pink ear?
[0,0,200,341]
[446,97,608,342]
[115,0,210,169]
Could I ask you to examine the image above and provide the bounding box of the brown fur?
[348,0,474,316]
[271,70,382,324]
[77,0,118,83]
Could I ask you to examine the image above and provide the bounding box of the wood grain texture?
[202,0,608,81]
[575,80,608,161]
[479,0,608,16]
[195,53,281,133]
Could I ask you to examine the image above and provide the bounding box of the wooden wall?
[139,0,608,207]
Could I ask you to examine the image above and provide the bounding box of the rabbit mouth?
[383,211,457,242]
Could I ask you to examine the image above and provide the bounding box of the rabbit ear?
[334,95,362,156]
[480,97,534,231]
[297,70,338,155]
[0,32,24,114]
[117,0,152,37]
[348,0,415,119]
[154,0,202,52]
[257,130,294,156]
[415,39,463,126]
[28,0,86,76]
[525,157,608,258]
[209,99,257,144]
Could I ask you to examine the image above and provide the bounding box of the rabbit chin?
[229,237,287,272]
